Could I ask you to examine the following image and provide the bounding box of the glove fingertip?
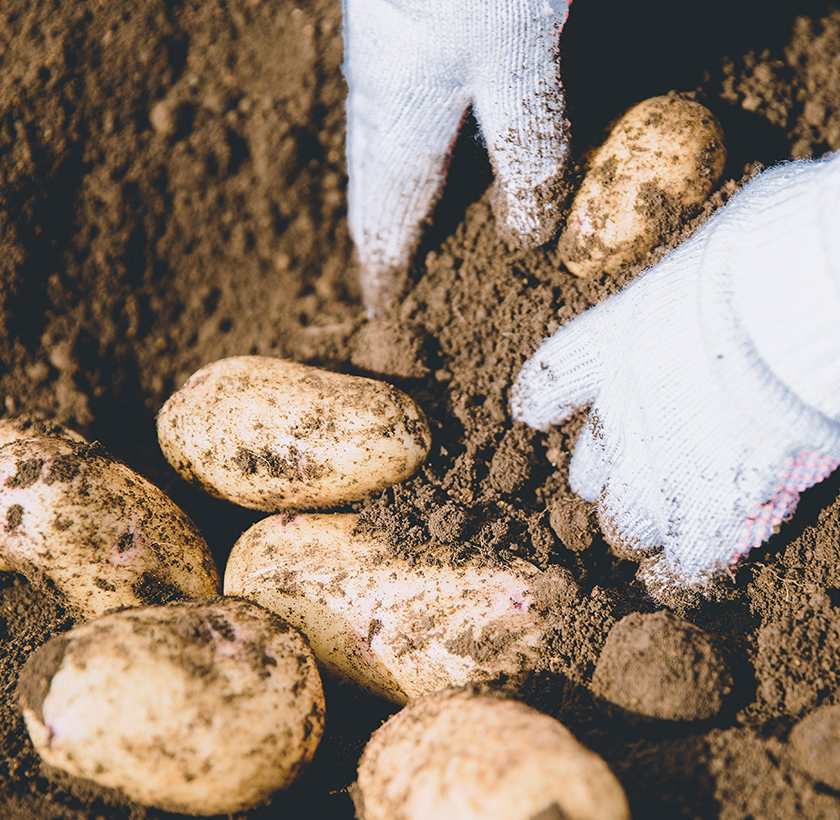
[510,362,579,431]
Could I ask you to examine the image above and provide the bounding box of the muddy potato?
[353,688,631,820]
[17,598,325,816]
[157,355,432,511]
[788,704,840,790]
[224,512,574,704]
[591,611,732,721]
[557,94,726,277]
[0,435,220,619]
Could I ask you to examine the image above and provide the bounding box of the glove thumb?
[511,300,613,432]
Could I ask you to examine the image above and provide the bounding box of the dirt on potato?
[3,1,840,818]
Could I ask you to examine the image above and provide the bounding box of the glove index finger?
[511,304,607,432]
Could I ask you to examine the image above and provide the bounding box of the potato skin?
[157,355,432,511]
[17,598,325,816]
[353,688,631,820]
[224,513,557,704]
[0,415,87,447]
[0,435,220,619]
[0,417,86,572]
[557,94,726,277]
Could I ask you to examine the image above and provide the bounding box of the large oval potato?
[17,598,325,816]
[157,356,432,511]
[353,688,631,820]
[557,94,726,277]
[224,512,571,704]
[0,435,220,619]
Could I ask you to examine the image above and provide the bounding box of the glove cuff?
[698,180,840,517]
[728,153,840,419]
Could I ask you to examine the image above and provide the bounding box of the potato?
[557,94,726,277]
[353,688,631,820]
[17,598,325,816]
[157,355,432,511]
[591,611,732,721]
[788,704,840,790]
[224,512,571,704]
[0,435,220,619]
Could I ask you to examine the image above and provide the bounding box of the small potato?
[157,356,432,511]
[0,435,220,619]
[353,688,630,820]
[17,598,325,816]
[788,704,840,790]
[224,512,571,704]
[557,94,726,277]
[591,611,732,721]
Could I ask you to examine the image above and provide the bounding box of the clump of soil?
[3,1,840,818]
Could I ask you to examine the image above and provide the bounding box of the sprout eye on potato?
[352,688,631,820]
[224,512,577,704]
[17,597,325,816]
[157,355,432,511]
[557,94,727,278]
[0,432,220,619]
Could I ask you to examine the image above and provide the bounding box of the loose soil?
[3,1,840,818]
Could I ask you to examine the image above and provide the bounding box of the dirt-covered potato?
[224,512,572,704]
[17,597,325,816]
[787,704,840,791]
[157,355,432,511]
[557,94,726,277]
[352,688,631,820]
[0,435,220,619]
[591,611,732,721]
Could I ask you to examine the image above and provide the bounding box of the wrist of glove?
[513,151,840,604]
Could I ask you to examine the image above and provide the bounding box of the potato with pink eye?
[353,688,630,820]
[557,94,726,278]
[0,434,220,619]
[224,512,579,704]
[17,598,325,816]
[156,355,432,511]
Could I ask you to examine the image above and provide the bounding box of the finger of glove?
[347,85,467,313]
[344,2,470,304]
[473,3,570,247]
[570,409,665,559]
[511,301,613,431]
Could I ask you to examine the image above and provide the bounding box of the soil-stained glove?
[343,0,571,316]
[512,151,840,603]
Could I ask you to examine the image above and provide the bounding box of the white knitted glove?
[512,151,840,602]
[343,0,571,315]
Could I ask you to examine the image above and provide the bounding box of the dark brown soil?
[3,1,840,818]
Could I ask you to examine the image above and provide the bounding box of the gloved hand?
[512,151,840,603]
[343,0,571,316]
